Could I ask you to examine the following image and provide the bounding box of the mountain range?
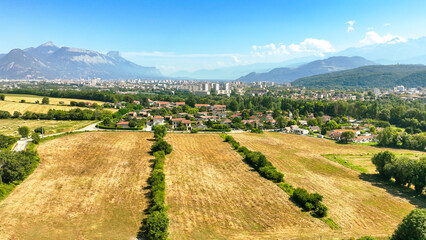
[0,42,162,80]
[171,37,426,80]
[236,56,375,83]
[292,64,426,89]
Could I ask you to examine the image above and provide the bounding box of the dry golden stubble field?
[164,133,342,240]
[0,132,153,240]
[230,132,425,239]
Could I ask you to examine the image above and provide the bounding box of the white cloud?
[250,43,290,57]
[360,31,407,45]
[346,20,355,32]
[232,55,240,63]
[252,38,334,57]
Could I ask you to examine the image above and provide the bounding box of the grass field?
[0,132,153,240]
[165,133,343,240]
[230,132,425,239]
[0,119,96,137]
[323,152,426,174]
[3,93,106,105]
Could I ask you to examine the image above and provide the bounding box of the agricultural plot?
[0,119,96,137]
[231,132,425,239]
[165,133,339,240]
[0,101,79,113]
[0,132,153,240]
[3,93,106,105]
[323,152,426,174]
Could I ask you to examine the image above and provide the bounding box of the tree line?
[372,151,426,194]
[221,134,330,219]
[0,108,112,121]
[139,125,170,240]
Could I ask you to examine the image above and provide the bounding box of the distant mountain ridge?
[236,56,375,83]
[0,42,162,80]
[292,64,426,89]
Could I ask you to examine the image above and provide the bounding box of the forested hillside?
[292,65,426,89]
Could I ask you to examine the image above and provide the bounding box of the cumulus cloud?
[360,31,407,45]
[346,20,355,32]
[252,38,334,57]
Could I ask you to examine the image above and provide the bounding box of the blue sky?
[2,0,426,73]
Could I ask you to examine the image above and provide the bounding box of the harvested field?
[0,119,96,137]
[0,101,79,113]
[231,132,425,239]
[2,93,106,105]
[165,133,338,240]
[0,132,153,240]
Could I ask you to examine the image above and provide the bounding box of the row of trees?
[221,134,329,218]
[372,151,426,194]
[378,127,425,151]
[141,125,170,240]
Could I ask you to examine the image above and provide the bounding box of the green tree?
[371,151,396,180]
[0,94,4,100]
[369,126,376,134]
[31,133,41,144]
[378,127,399,148]
[153,125,167,140]
[144,210,169,240]
[18,126,30,138]
[13,111,22,118]
[326,120,339,130]
[41,97,49,104]
[340,131,355,143]
[128,120,137,128]
[186,96,196,107]
[276,116,288,129]
[391,209,426,240]
[229,99,239,111]
[412,157,426,194]
[307,118,318,126]
[151,140,173,155]
[378,109,391,121]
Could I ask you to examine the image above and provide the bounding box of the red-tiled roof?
[213,104,226,108]
[175,102,185,105]
[153,116,164,119]
[117,122,129,125]
[157,101,170,105]
[195,104,210,107]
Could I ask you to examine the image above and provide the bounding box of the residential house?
[153,116,165,125]
[117,121,129,128]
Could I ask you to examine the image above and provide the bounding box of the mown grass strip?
[322,154,368,173]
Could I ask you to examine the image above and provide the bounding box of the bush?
[291,188,327,217]
[190,129,198,133]
[151,140,173,155]
[32,133,41,144]
[144,210,169,240]
[34,127,45,134]
[153,125,167,140]
[357,237,376,240]
[18,126,30,138]
[277,183,295,195]
[0,135,17,149]
[391,209,426,240]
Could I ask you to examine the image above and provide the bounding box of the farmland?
[2,93,106,105]
[165,133,337,240]
[0,119,96,137]
[0,94,115,114]
[231,132,425,239]
[0,132,153,240]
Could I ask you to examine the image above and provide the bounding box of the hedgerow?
[221,133,331,222]
[139,133,171,240]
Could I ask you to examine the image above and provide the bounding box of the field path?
[0,132,153,240]
[165,133,337,240]
[231,132,422,239]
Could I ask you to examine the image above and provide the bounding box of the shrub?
[291,188,327,217]
[0,135,17,149]
[32,133,41,144]
[18,126,30,138]
[151,140,173,155]
[144,210,169,240]
[153,125,167,140]
[391,209,426,240]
